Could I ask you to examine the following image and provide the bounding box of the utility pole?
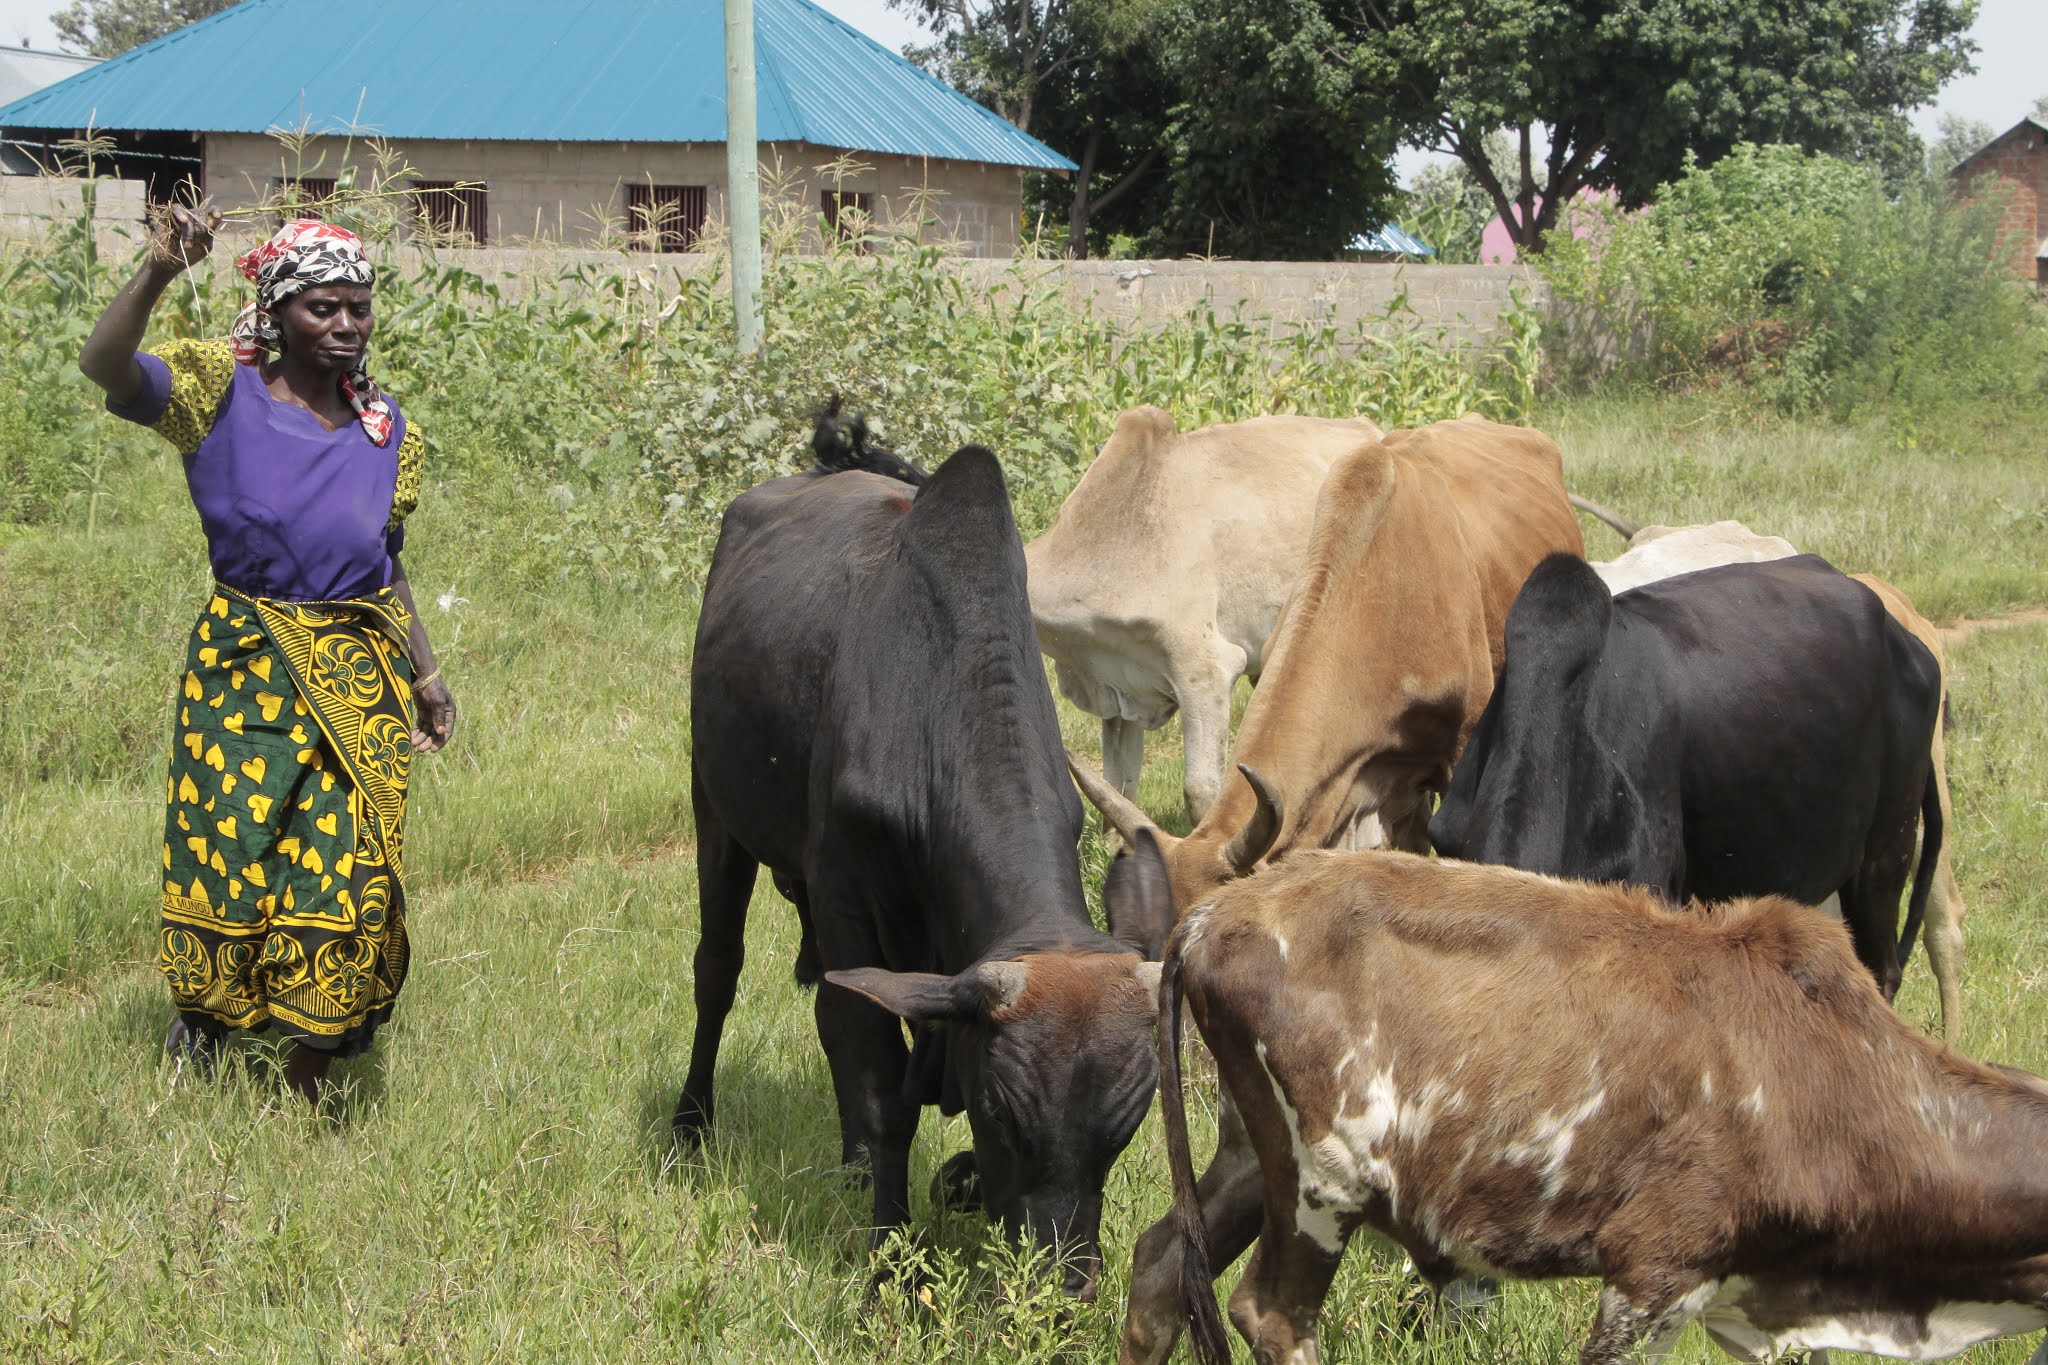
[724,0,764,356]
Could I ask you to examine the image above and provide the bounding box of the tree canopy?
[1927,112,1995,176]
[1352,0,1979,251]
[896,0,1403,259]
[51,0,235,57]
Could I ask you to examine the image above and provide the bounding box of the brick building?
[1950,114,2048,287]
[0,0,1072,258]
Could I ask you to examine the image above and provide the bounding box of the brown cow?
[1072,416,1584,935]
[1115,836,2048,1365]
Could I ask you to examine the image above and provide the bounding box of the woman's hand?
[412,676,457,754]
[81,201,222,400]
[149,201,221,273]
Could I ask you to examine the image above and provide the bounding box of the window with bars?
[412,180,489,245]
[624,183,708,253]
[821,190,875,246]
[271,177,335,221]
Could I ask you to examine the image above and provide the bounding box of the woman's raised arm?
[78,202,221,404]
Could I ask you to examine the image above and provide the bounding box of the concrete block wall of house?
[201,134,1022,258]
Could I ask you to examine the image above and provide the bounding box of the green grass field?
[3,393,2046,1363]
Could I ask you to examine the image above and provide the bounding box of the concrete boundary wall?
[1,178,1549,350]
[1,174,147,236]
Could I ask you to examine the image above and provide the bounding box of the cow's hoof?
[864,1234,936,1309]
[671,1094,712,1148]
[931,1149,983,1212]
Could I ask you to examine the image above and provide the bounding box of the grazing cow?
[1026,407,1384,821]
[1071,416,1584,939]
[1430,553,1943,1002]
[676,432,1163,1299]
[1586,512,1967,1039]
[1120,840,2048,1365]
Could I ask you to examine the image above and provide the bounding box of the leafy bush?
[1541,143,2047,416]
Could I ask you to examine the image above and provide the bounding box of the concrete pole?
[724,0,764,356]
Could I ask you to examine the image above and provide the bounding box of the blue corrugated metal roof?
[1349,223,1434,256]
[0,0,1074,171]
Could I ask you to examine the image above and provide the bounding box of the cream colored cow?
[1585,516,1967,1042]
[1025,407,1383,822]
[1592,519,1800,593]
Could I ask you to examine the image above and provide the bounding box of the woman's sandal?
[164,1017,219,1075]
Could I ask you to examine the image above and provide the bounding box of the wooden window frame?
[412,179,489,246]
[821,190,874,247]
[271,176,336,223]
[624,183,708,253]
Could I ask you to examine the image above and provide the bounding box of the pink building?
[1480,187,1616,263]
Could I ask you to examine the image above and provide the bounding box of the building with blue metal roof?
[0,0,1074,256]
[0,44,100,172]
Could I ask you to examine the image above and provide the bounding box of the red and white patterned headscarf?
[230,219,394,446]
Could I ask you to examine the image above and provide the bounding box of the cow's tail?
[1157,920,1230,1365]
[1899,766,1944,965]
[810,396,927,485]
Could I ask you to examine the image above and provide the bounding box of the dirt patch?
[1938,608,2048,647]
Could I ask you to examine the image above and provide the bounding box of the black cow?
[1430,553,1944,1000]
[674,429,1163,1299]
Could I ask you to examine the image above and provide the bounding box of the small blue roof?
[1349,223,1434,256]
[0,0,1075,171]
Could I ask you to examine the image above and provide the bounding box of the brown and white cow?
[1583,513,1966,1040]
[1116,835,2048,1365]
[1072,415,1584,935]
[1026,407,1383,821]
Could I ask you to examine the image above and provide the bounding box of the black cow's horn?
[1221,764,1284,875]
[976,960,1029,1013]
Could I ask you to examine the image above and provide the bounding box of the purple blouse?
[110,348,410,603]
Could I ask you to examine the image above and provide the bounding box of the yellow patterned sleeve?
[388,423,425,533]
[139,338,237,457]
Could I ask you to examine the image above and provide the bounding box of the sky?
[3,0,2041,184]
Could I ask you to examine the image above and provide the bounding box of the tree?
[1019,1,1172,257]
[52,0,234,57]
[1350,0,1979,253]
[895,0,1176,257]
[1927,112,1995,176]
[1400,134,1514,263]
[891,0,1080,136]
[1136,0,1400,259]
[901,0,1405,260]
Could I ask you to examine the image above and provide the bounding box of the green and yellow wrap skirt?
[159,585,415,1056]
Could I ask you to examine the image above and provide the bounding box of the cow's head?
[1069,755,1286,922]
[824,945,1162,1300]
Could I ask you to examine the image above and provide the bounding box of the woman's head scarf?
[230,219,394,446]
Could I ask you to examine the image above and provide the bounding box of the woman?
[80,205,456,1103]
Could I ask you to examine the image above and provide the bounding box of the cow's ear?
[826,967,980,1022]
[1105,827,1176,959]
